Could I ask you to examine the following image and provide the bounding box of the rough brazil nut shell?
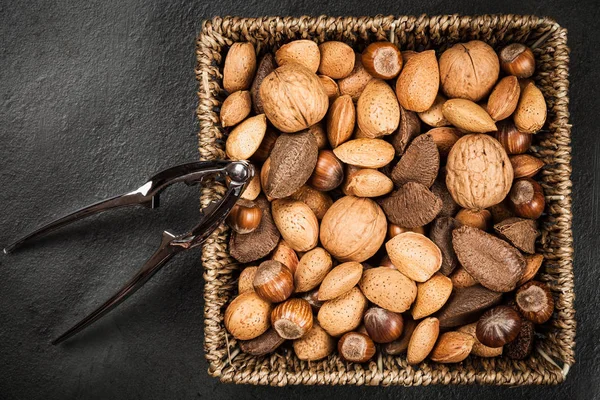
[251,53,276,114]
[390,133,440,188]
[435,285,503,329]
[452,225,526,292]
[265,131,319,199]
[317,286,368,337]
[446,134,513,210]
[359,267,417,313]
[239,328,285,356]
[378,182,442,228]
[429,217,462,276]
[390,106,421,156]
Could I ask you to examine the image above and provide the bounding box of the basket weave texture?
[195,14,574,386]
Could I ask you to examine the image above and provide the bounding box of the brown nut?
[333,138,395,168]
[396,50,439,112]
[386,232,442,282]
[327,94,356,147]
[220,90,252,127]
[411,272,453,319]
[510,154,545,178]
[441,99,497,133]
[308,150,344,191]
[275,40,320,72]
[224,291,272,340]
[253,260,294,303]
[455,208,491,231]
[519,254,544,285]
[494,217,540,254]
[250,126,278,163]
[513,82,547,134]
[342,168,394,198]
[290,185,333,220]
[338,332,376,363]
[238,266,258,294]
[226,199,262,234]
[309,122,328,150]
[384,316,416,355]
[319,75,341,104]
[270,240,299,275]
[429,331,475,363]
[487,76,520,121]
[500,43,536,79]
[450,266,478,289]
[272,199,319,252]
[240,172,261,201]
[225,114,267,161]
[407,317,439,364]
[387,224,426,239]
[239,328,285,356]
[508,178,545,219]
[294,247,333,293]
[318,262,363,301]
[298,288,325,312]
[516,280,554,324]
[427,127,460,158]
[363,307,404,343]
[357,79,400,138]
[223,42,257,93]
[271,298,313,339]
[361,42,403,80]
[318,41,355,79]
[338,53,373,102]
[476,305,522,347]
[359,267,417,313]
[494,120,532,155]
[505,319,534,360]
[439,41,499,102]
[418,94,450,127]
[251,53,276,114]
[293,322,336,361]
[457,323,503,357]
[317,287,368,337]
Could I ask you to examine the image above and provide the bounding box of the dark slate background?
[1,0,599,399]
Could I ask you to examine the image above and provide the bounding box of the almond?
[342,168,394,197]
[429,331,474,363]
[290,185,333,220]
[240,172,261,201]
[293,321,336,361]
[275,40,320,72]
[224,291,272,340]
[338,53,373,101]
[357,79,400,137]
[333,138,395,168]
[395,50,439,112]
[238,266,258,294]
[487,76,520,121]
[220,90,252,127]
[359,267,417,313]
[317,286,368,337]
[407,317,439,364]
[510,154,545,178]
[223,42,257,93]
[442,99,497,133]
[457,323,503,357]
[271,199,319,252]
[411,273,453,319]
[327,95,356,148]
[418,94,449,127]
[225,114,267,160]
[427,127,460,157]
[270,240,299,275]
[386,232,442,282]
[295,247,333,292]
[318,262,363,301]
[519,253,544,285]
[318,41,355,79]
[513,82,547,133]
[319,75,340,104]
[450,265,478,289]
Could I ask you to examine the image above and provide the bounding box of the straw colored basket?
[195,14,574,386]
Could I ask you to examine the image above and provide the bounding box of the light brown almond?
[510,154,545,178]
[357,79,400,137]
[293,322,336,361]
[220,90,252,127]
[223,42,256,93]
[407,317,439,364]
[442,99,497,133]
[333,138,395,168]
[458,323,503,357]
[429,331,475,363]
[271,199,319,252]
[427,127,460,158]
[418,94,450,127]
[317,287,368,337]
[225,114,267,160]
[450,266,478,288]
[309,122,328,150]
[318,41,355,79]
[343,168,394,197]
[338,53,373,101]
[271,240,299,275]
[240,172,261,201]
[359,267,417,313]
[514,82,547,133]
[224,291,272,340]
[487,76,520,121]
[290,185,333,220]
[319,75,340,104]
[327,95,356,148]
[386,232,442,282]
[395,50,439,112]
[411,273,453,319]
[318,262,363,301]
[276,40,320,72]
[295,247,333,292]
[519,253,544,285]
[238,266,258,294]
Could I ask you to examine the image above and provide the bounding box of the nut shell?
[363,307,404,343]
[441,99,497,133]
[223,42,257,93]
[418,94,449,127]
[487,76,520,121]
[275,40,320,72]
[272,199,319,252]
[378,182,442,228]
[238,266,257,294]
[359,267,417,313]
[458,323,503,357]
[220,90,252,127]
[333,138,395,168]
[318,41,355,79]
[429,331,475,363]
[318,262,363,301]
[510,154,545,178]
[290,185,333,220]
[343,168,394,198]
[293,322,336,361]
[515,280,554,324]
[327,94,356,147]
[308,150,344,191]
[226,199,262,234]
[500,44,535,79]
[253,260,294,303]
[317,286,368,337]
[357,79,400,138]
[407,317,439,364]
[361,42,403,80]
[494,120,532,155]
[508,178,545,219]
[338,53,373,102]
[270,239,299,275]
[271,298,314,339]
[513,82,547,133]
[476,306,522,347]
[295,247,333,293]
[225,114,267,161]
[390,133,440,188]
[338,332,376,363]
[224,292,272,340]
[395,50,439,112]
[427,127,460,158]
[412,273,453,319]
[386,232,442,282]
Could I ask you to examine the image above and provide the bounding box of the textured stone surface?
[0,0,599,399]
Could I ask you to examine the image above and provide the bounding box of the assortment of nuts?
[219,38,552,364]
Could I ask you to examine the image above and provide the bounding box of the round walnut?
[446,134,513,210]
[439,41,500,102]
[259,63,329,133]
[320,196,387,262]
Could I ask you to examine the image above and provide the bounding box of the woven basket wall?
[195,14,574,386]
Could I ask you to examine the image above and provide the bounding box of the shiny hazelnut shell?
[387,224,426,239]
[337,332,376,363]
[494,120,532,155]
[271,298,314,339]
[516,280,554,324]
[361,42,403,80]
[500,44,536,79]
[476,306,522,347]
[253,260,294,303]
[226,199,263,234]
[455,208,491,231]
[363,307,404,343]
[298,288,325,312]
[308,150,344,191]
[508,178,545,219]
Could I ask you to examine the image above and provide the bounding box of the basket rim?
[196,14,574,386]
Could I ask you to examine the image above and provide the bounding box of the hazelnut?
[494,120,532,155]
[455,208,491,231]
[508,178,545,219]
[387,224,426,239]
[337,332,376,363]
[476,306,522,347]
[363,307,404,343]
[500,43,535,79]
[308,150,344,191]
[515,280,554,324]
[226,199,263,234]
[384,316,416,355]
[271,298,314,339]
[379,255,396,269]
[361,42,403,80]
[253,260,294,303]
[298,288,325,312]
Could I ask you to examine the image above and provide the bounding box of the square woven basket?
[195,14,574,386]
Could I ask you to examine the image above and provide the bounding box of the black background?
[1,1,599,399]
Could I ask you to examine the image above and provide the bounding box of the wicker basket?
[195,14,574,386]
